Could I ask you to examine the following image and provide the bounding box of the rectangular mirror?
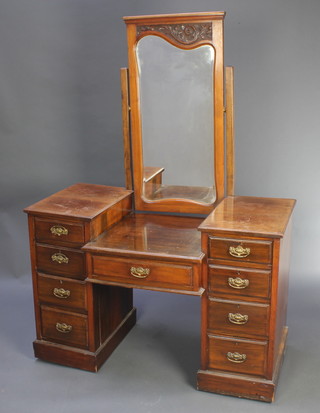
[137,36,215,204]
[124,12,226,214]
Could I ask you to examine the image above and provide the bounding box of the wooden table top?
[199,196,296,238]
[24,183,132,220]
[83,213,204,263]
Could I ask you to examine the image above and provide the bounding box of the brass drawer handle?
[51,253,69,265]
[53,288,71,299]
[229,245,250,258]
[130,266,150,278]
[228,312,249,325]
[56,322,72,333]
[50,225,68,237]
[227,351,247,363]
[228,277,249,289]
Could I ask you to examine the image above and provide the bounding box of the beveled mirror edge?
[123,12,226,215]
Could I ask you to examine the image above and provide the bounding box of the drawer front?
[208,335,267,377]
[36,245,85,280]
[90,255,194,291]
[38,274,87,311]
[40,306,88,349]
[208,237,272,265]
[208,299,269,339]
[208,266,271,300]
[35,218,85,246]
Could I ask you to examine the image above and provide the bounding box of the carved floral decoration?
[137,23,212,45]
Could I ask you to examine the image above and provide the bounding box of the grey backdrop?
[1,0,320,412]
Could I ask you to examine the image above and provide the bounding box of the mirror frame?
[123,12,226,214]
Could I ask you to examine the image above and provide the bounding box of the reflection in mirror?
[136,35,215,205]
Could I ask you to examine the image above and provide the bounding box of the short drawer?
[36,245,85,280]
[208,237,272,265]
[208,335,267,377]
[208,265,271,300]
[37,274,87,311]
[89,255,195,291]
[208,298,269,339]
[35,218,85,246]
[40,306,88,349]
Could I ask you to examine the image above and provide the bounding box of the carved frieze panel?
[137,23,212,45]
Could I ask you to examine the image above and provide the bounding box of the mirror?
[136,36,215,204]
[124,13,226,214]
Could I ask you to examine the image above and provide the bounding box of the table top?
[24,183,132,220]
[199,196,296,238]
[83,213,204,263]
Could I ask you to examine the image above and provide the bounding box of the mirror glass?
[136,35,216,205]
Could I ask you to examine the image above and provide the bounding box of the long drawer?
[36,244,85,280]
[208,265,271,300]
[37,273,87,311]
[40,306,88,349]
[89,255,196,291]
[208,298,270,339]
[208,335,267,377]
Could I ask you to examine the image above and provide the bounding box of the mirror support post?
[121,67,133,191]
[225,66,235,196]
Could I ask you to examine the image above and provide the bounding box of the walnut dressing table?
[25,12,295,403]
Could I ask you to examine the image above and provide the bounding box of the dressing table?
[24,12,295,402]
